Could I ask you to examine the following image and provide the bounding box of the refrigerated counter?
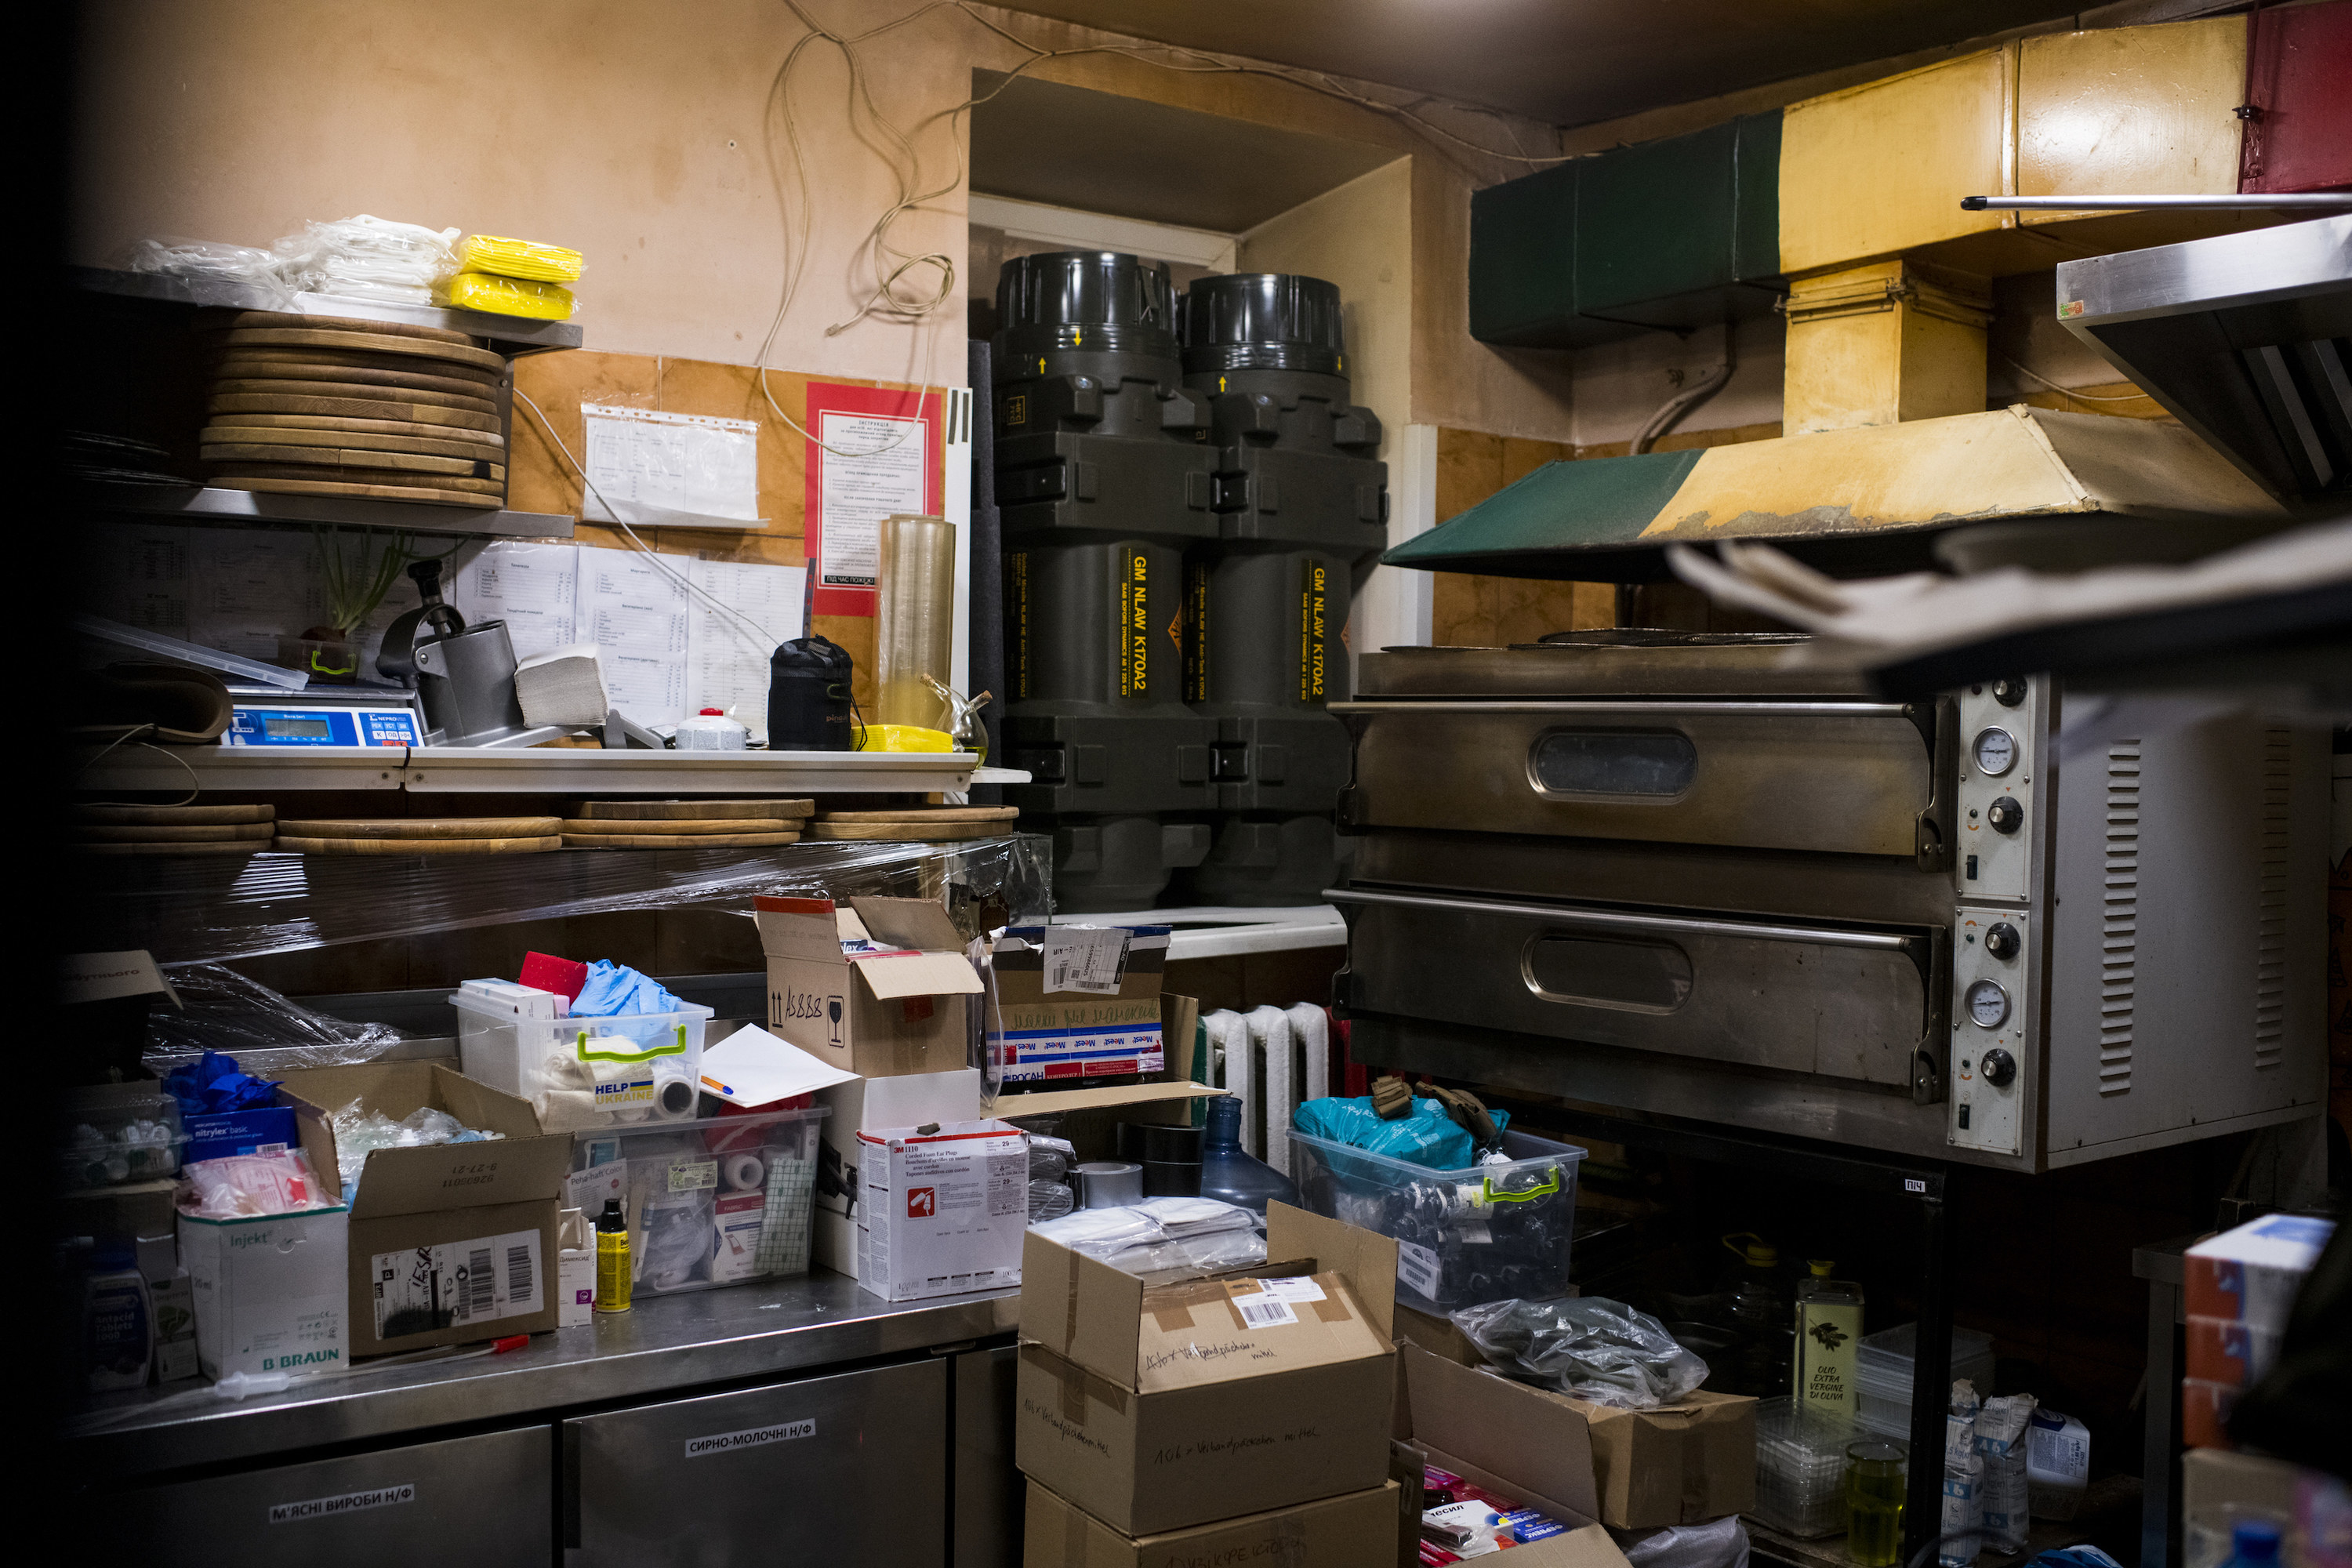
[75,1268,1022,1567]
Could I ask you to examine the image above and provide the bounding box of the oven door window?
[1522,931,1693,1013]
[1527,730,1697,799]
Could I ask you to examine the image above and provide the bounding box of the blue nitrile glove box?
[183,1105,299,1163]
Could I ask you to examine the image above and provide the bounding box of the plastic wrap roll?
[875,514,956,730]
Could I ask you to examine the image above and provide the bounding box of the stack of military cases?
[989,252,1387,911]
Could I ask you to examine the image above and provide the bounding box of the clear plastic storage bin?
[451,990,713,1133]
[1287,1127,1586,1309]
[60,1084,187,1189]
[568,1107,827,1297]
[1750,1396,1860,1537]
[1853,1322,1998,1436]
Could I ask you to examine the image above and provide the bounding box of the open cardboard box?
[1399,1331,1756,1530]
[278,1062,571,1356]
[986,923,1171,1085]
[1014,1202,1399,1538]
[753,895,983,1078]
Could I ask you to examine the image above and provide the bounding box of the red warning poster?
[803,382,943,618]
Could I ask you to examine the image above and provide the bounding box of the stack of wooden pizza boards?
[74,804,277,855]
[193,309,509,507]
[804,806,1020,842]
[273,818,562,853]
[561,799,816,848]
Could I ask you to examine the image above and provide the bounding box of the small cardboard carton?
[278,1062,571,1357]
[987,924,1170,1083]
[855,1117,1029,1301]
[176,1203,350,1381]
[1023,1477,1403,1568]
[753,895,983,1078]
[2184,1213,2335,1330]
[1015,1203,1399,1538]
[1396,1335,1754,1530]
[812,1067,984,1279]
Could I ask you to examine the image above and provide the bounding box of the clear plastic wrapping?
[1028,1196,1265,1284]
[122,237,300,310]
[451,234,586,283]
[434,272,576,320]
[272,215,460,307]
[143,964,408,1073]
[1448,1294,1711,1409]
[86,837,1050,966]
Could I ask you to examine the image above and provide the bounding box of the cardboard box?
[753,895,983,1078]
[988,925,1169,1083]
[1396,1338,1755,1530]
[2180,1446,2303,1522]
[1015,1203,1399,1537]
[2184,1214,2334,1330]
[2183,1377,2241,1450]
[177,1204,350,1380]
[2186,1314,2286,1391]
[279,1062,571,1357]
[1023,1477,1403,1568]
[813,1067,984,1279]
[856,1118,1029,1301]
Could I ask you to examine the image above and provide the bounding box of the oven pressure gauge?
[1971,727,2018,777]
[1965,978,2011,1029]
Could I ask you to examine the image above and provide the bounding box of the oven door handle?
[1330,700,1916,717]
[1323,887,1920,953]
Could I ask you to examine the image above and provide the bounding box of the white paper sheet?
[816,411,928,590]
[580,403,762,528]
[92,524,194,641]
[188,531,325,660]
[452,540,580,662]
[575,545,691,728]
[684,557,805,742]
[698,1025,858,1106]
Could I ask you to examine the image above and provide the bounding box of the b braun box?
[1332,641,2330,1171]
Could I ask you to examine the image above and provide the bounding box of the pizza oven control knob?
[1980,1047,2016,1088]
[1992,677,2028,707]
[1986,797,2024,834]
[1984,922,2020,960]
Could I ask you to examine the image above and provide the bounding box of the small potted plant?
[278,526,423,684]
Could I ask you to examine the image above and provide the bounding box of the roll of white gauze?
[532,1090,605,1133]
[723,1152,766,1192]
[652,1059,697,1120]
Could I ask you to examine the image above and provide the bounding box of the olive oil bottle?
[1794,1259,1864,1417]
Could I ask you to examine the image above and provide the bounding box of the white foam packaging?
[855,1118,1026,1301]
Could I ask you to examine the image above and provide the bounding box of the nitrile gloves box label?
[855,1120,1025,1301]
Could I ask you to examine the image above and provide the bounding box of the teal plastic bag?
[1291,1094,1508,1172]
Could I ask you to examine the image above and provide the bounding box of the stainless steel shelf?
[1072,904,1348,961]
[73,264,583,355]
[78,481,575,540]
[71,1268,1018,1476]
[76,743,980,795]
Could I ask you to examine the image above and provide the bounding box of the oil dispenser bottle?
[1722,1232,1795,1396]
[1793,1258,1864,1417]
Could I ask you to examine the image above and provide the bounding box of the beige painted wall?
[71,0,1574,443]
[1238,159,1413,459]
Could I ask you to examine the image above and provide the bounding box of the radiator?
[1202,1004,1330,1175]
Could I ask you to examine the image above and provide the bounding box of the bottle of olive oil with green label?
[1793,1259,1864,1416]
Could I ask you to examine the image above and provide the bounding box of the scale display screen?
[226,706,420,747]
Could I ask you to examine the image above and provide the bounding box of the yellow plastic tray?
[433,271,576,320]
[854,724,953,753]
[452,234,584,282]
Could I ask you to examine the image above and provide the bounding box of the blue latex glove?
[1292,1094,1509,1172]
[568,961,686,1018]
[162,1050,281,1115]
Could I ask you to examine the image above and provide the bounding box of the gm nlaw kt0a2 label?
[1005,551,1031,699]
[372,1230,543,1341]
[1299,557,1330,705]
[1119,546,1151,699]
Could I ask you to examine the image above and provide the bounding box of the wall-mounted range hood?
[2056,215,2352,500]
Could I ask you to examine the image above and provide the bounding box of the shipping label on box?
[369,1228,543,1341]
[856,1119,1026,1301]
[988,925,1169,1083]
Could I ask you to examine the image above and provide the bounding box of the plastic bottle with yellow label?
[594,1197,632,1313]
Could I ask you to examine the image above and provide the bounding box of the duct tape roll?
[1071,1160,1145,1209]
[722,1152,766,1192]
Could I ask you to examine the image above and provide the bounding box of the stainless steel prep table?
[77,1269,1022,1566]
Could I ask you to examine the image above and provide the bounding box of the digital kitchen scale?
[223,684,427,747]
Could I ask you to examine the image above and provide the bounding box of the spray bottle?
[594,1197,632,1313]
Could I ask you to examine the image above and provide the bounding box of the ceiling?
[970,73,1403,231]
[991,0,2098,128]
